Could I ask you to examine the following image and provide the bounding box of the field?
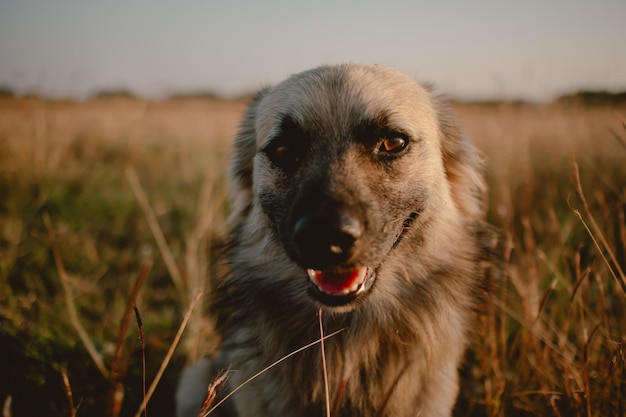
[0,95,624,417]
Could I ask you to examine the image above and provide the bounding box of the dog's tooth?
[307,269,319,285]
[356,267,367,284]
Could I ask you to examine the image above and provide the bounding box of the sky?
[1,0,625,101]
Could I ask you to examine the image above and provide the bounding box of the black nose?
[292,212,363,270]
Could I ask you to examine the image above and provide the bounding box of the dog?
[176,63,493,417]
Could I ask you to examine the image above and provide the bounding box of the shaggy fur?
[177,64,493,417]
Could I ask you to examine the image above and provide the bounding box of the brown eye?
[379,136,408,154]
[273,145,291,162]
[270,144,297,164]
[263,115,308,171]
[264,141,302,171]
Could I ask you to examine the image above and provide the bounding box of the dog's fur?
[177,64,493,417]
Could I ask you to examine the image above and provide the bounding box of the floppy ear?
[227,88,271,226]
[434,98,488,221]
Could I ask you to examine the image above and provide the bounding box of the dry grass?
[455,102,626,416]
[0,96,624,416]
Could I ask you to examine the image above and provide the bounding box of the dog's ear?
[228,88,271,225]
[434,98,488,221]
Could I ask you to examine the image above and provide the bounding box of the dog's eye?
[264,142,301,170]
[263,115,308,170]
[378,136,408,154]
[274,145,297,163]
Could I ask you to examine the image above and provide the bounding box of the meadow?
[0,94,624,417]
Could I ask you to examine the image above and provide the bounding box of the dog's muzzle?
[291,210,376,306]
[292,212,374,306]
[290,209,419,308]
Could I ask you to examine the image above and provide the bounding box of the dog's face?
[229,64,483,312]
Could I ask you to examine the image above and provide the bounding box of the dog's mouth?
[307,212,419,307]
[304,211,419,308]
[307,267,374,306]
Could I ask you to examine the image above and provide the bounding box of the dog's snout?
[292,212,362,269]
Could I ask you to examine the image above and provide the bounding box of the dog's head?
[228,64,486,311]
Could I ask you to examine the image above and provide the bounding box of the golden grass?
[0,96,624,416]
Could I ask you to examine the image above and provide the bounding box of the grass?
[456,103,626,416]
[0,95,624,416]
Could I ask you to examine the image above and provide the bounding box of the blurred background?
[1,0,625,101]
[1,2,625,417]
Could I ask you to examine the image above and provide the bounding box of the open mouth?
[303,211,419,308]
[307,266,375,307]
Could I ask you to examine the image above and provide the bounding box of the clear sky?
[1,0,625,101]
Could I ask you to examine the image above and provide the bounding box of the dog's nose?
[292,212,363,269]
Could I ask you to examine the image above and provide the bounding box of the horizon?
[3,83,626,105]
[1,1,625,102]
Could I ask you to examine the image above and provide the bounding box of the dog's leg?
[417,357,462,417]
[176,357,238,417]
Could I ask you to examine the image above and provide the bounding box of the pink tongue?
[309,268,363,294]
